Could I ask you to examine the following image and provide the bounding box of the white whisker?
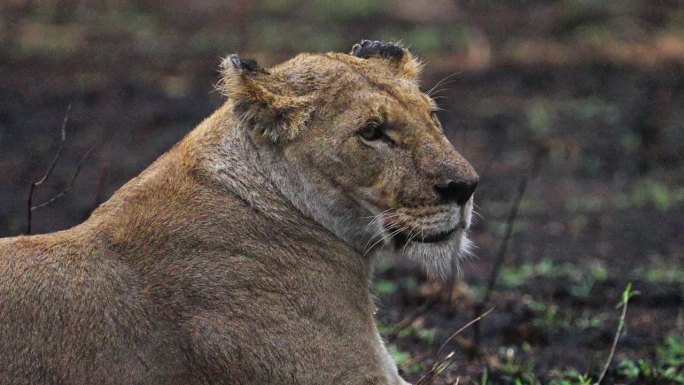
[364,224,408,257]
[364,225,389,250]
[362,208,394,219]
[426,72,463,96]
[402,226,421,253]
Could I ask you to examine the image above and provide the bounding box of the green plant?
[387,343,412,367]
[495,346,540,385]
[617,334,684,384]
[498,258,606,294]
[548,369,593,385]
[614,181,684,212]
[375,279,398,295]
[480,368,488,385]
[631,254,684,284]
[393,324,438,344]
[595,283,638,384]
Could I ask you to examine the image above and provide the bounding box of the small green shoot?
[595,283,638,385]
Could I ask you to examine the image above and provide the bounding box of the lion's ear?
[218,54,313,142]
[350,40,423,81]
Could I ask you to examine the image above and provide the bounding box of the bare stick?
[432,307,495,367]
[415,307,495,385]
[31,147,92,210]
[26,104,71,234]
[595,283,636,385]
[473,146,546,344]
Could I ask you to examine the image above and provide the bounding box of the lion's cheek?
[323,138,386,189]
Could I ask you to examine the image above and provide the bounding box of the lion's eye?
[358,122,384,141]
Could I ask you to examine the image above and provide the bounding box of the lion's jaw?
[361,197,475,279]
[254,143,377,251]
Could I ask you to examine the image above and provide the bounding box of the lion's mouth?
[390,224,462,248]
[412,227,457,243]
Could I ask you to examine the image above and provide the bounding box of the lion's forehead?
[275,53,430,101]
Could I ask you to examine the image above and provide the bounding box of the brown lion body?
[0,41,477,385]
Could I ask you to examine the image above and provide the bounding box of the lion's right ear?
[350,40,423,82]
[217,54,312,142]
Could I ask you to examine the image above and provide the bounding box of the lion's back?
[0,233,187,385]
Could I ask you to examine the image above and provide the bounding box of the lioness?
[0,41,478,385]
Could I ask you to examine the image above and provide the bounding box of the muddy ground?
[1,2,682,384]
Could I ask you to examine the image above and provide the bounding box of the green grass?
[566,180,684,213]
[618,334,684,384]
[498,258,607,292]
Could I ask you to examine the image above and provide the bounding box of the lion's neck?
[195,105,296,218]
[256,147,373,253]
[193,103,374,256]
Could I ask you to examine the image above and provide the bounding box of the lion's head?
[218,40,478,278]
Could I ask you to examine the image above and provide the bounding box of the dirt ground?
[1,2,682,384]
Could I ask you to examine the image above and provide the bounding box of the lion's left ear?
[350,40,423,81]
[218,54,313,142]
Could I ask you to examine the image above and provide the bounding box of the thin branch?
[432,307,496,368]
[31,147,92,210]
[26,104,71,234]
[415,307,495,385]
[473,145,547,344]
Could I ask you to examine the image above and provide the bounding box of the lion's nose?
[434,177,479,206]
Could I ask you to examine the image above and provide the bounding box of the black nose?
[434,178,479,205]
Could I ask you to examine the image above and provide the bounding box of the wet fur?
[0,42,477,385]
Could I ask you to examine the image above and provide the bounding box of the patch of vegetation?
[387,343,412,366]
[485,345,593,385]
[617,334,684,384]
[567,180,684,213]
[547,370,593,385]
[617,181,684,212]
[493,345,539,384]
[527,300,605,329]
[395,325,438,344]
[499,258,607,293]
[387,344,425,376]
[375,279,398,295]
[630,254,684,284]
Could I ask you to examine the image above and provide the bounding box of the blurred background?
[1,1,682,384]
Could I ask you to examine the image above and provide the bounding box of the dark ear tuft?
[350,40,406,61]
[224,54,268,74]
[349,39,422,81]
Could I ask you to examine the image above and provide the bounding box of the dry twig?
[472,145,547,344]
[415,307,495,385]
[26,105,90,234]
[31,148,92,211]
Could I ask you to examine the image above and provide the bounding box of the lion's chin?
[392,229,473,280]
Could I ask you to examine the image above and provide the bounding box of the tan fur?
[0,43,477,385]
